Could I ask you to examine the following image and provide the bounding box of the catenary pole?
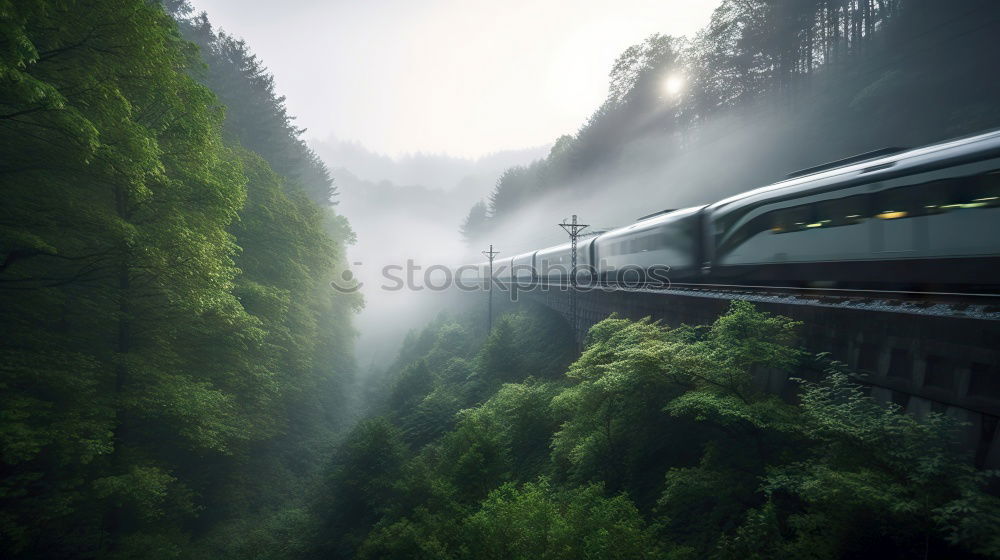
[558,215,589,335]
[481,244,499,331]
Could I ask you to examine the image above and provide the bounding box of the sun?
[662,74,685,97]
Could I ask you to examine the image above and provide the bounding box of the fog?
[11,2,1000,557]
[187,0,717,156]
[327,144,548,369]
[331,109,789,370]
[459,12,1000,257]
[175,1,719,374]
[318,84,787,371]
[187,0,1000,375]
[314,137,549,197]
[452,109,798,259]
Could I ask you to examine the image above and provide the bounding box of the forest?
[309,302,1000,560]
[2,0,999,559]
[461,0,1000,245]
[2,0,359,556]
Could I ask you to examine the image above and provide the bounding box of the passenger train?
[475,129,1000,294]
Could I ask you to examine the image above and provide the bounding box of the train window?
[815,194,869,227]
[716,158,1000,265]
[601,226,692,264]
[875,160,1000,257]
[715,213,773,257]
[620,234,664,254]
[717,189,873,263]
[865,169,1000,223]
[640,234,656,252]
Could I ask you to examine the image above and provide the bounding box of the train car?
[466,261,490,287]
[704,129,1000,292]
[593,206,705,285]
[535,237,602,286]
[535,242,571,285]
[492,256,514,283]
[575,236,599,285]
[464,130,1000,295]
[465,256,511,284]
[511,251,536,285]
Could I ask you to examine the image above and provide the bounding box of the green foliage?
[188,507,313,560]
[172,5,336,205]
[435,410,511,503]
[316,301,1000,560]
[463,480,658,560]
[1,0,254,554]
[6,1,997,557]
[752,368,1000,558]
[466,381,564,479]
[357,516,454,560]
[313,418,408,559]
[1,1,358,557]
[429,379,561,502]
[551,315,696,495]
[473,315,524,388]
[656,445,764,553]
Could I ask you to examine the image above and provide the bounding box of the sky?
[187,0,718,158]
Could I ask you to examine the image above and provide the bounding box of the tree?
[740,368,1000,559]
[313,418,408,560]
[0,1,265,555]
[472,315,525,392]
[463,480,658,560]
[459,201,489,242]
[1,2,360,557]
[171,6,338,205]
[550,316,696,496]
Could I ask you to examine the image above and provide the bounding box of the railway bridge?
[496,283,1000,469]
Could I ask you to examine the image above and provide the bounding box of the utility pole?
[558,215,589,334]
[482,244,499,332]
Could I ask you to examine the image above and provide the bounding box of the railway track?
[512,280,1000,320]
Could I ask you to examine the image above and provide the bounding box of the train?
[474,129,1000,294]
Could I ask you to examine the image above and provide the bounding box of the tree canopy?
[0,1,358,557]
[307,302,1000,560]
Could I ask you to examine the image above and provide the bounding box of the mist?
[321,0,1000,374]
[462,2,1000,255]
[7,0,1000,558]
[314,137,550,196]
[326,144,548,370]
